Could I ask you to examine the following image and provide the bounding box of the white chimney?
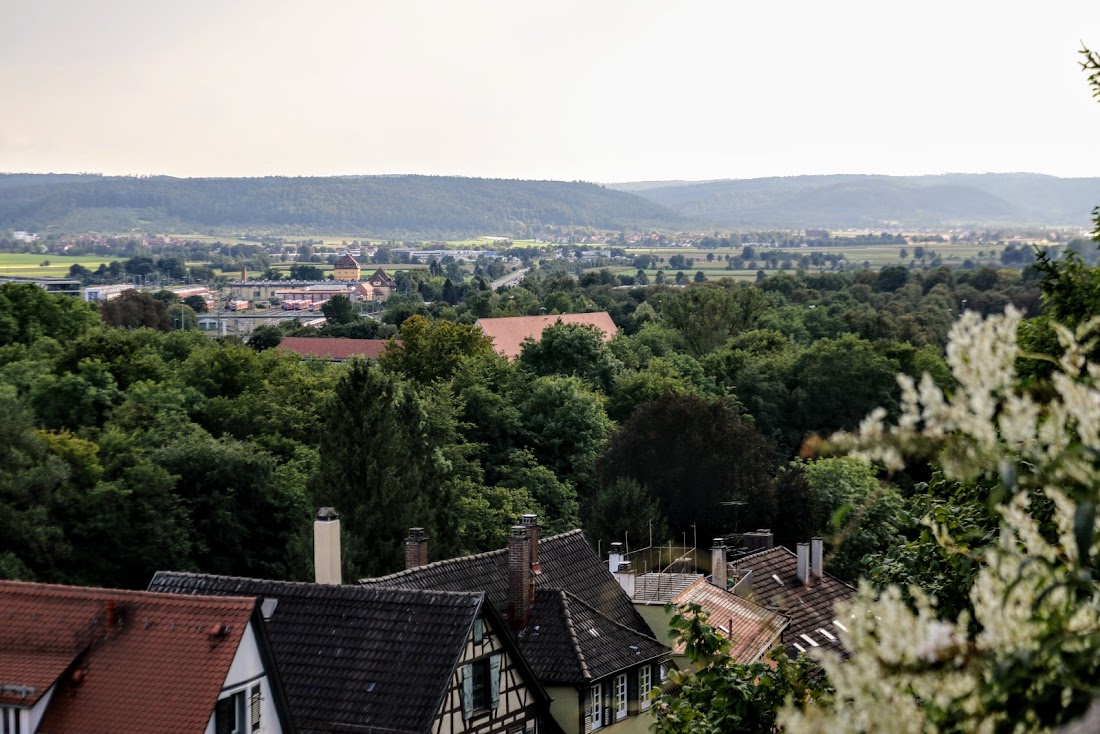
[811,537,824,580]
[796,542,810,585]
[614,561,636,599]
[608,542,623,575]
[314,507,342,585]
[711,539,727,589]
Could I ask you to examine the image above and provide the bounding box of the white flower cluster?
[780,308,1100,733]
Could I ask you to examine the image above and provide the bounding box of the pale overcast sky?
[3,1,1100,181]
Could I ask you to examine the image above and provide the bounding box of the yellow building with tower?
[332,253,361,281]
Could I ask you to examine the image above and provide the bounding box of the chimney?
[614,561,636,598]
[241,266,248,282]
[521,513,541,574]
[104,599,117,630]
[314,507,342,585]
[796,542,810,585]
[608,542,623,575]
[811,537,824,580]
[405,527,428,570]
[711,539,728,589]
[507,526,532,631]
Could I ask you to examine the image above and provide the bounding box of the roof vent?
[261,598,279,621]
[207,623,228,638]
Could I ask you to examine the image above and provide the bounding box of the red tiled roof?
[475,312,618,359]
[0,580,255,734]
[672,577,788,664]
[276,337,392,361]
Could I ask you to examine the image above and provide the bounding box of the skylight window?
[799,634,820,647]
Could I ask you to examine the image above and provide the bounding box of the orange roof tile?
[0,581,256,734]
[672,577,788,664]
[276,337,392,361]
[475,312,618,359]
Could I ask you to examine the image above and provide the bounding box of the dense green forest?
[0,259,1040,588]
[0,174,681,237]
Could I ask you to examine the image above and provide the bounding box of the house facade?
[361,518,670,734]
[150,569,554,734]
[332,253,361,281]
[0,580,292,734]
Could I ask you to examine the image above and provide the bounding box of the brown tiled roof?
[671,578,788,664]
[729,547,856,658]
[366,268,395,286]
[475,312,618,359]
[276,337,392,361]
[333,253,360,269]
[0,580,256,734]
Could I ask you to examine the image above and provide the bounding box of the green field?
[0,254,115,278]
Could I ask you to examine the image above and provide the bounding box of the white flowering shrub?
[780,307,1100,733]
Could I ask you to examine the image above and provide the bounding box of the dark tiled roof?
[149,572,482,734]
[366,268,396,286]
[671,578,788,664]
[333,254,360,269]
[276,337,392,361]
[729,547,855,657]
[0,580,255,733]
[361,530,666,684]
[475,313,618,359]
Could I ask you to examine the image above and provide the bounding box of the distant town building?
[0,276,81,297]
[332,253,361,281]
[475,312,618,360]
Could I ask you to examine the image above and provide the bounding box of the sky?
[3,1,1100,182]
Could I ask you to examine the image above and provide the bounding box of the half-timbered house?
[149,572,556,734]
[361,518,671,734]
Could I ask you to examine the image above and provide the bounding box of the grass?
[0,254,116,278]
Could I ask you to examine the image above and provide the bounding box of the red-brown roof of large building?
[475,312,618,359]
[0,580,256,734]
[276,337,392,361]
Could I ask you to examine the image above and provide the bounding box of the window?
[590,684,603,730]
[638,665,652,711]
[660,661,670,682]
[250,685,262,732]
[215,690,246,734]
[2,707,23,734]
[472,618,484,643]
[614,674,628,721]
[461,655,502,720]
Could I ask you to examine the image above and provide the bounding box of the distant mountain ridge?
[0,174,682,237]
[609,173,1100,228]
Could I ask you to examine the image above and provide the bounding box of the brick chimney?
[796,542,810,585]
[711,539,727,589]
[507,526,532,631]
[811,537,824,580]
[314,507,342,585]
[405,527,428,570]
[521,513,541,574]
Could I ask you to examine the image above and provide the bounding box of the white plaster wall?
[203,621,282,734]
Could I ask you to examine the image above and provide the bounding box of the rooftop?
[632,572,703,604]
[149,573,485,734]
[671,577,788,664]
[361,529,667,684]
[0,580,255,733]
[276,337,392,361]
[729,546,856,658]
[475,312,618,359]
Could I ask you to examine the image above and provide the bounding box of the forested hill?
[0,174,682,236]
[611,173,1100,228]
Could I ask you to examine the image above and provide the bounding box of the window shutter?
[250,685,261,731]
[473,618,484,643]
[489,654,502,709]
[215,696,235,734]
[461,664,474,720]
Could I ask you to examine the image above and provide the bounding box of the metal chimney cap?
[316,507,339,521]
[511,526,528,537]
[521,513,539,525]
